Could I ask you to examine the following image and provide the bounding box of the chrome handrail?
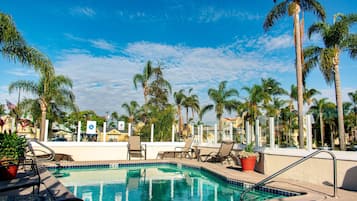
[240,150,337,200]
[27,138,56,161]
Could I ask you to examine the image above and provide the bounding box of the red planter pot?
[240,156,257,171]
[0,164,19,180]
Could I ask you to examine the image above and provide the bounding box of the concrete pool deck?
[1,159,356,201]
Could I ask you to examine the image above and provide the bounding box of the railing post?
[269,117,275,148]
[128,123,132,136]
[306,115,312,151]
[172,124,175,142]
[200,125,203,143]
[255,119,260,148]
[150,124,154,142]
[77,121,81,142]
[245,121,250,144]
[44,119,49,142]
[214,124,218,144]
[229,122,233,141]
[103,122,107,142]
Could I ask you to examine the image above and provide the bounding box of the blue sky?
[1,0,356,123]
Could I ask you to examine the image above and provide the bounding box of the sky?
[0,0,356,123]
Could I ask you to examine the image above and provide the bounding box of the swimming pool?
[51,163,300,201]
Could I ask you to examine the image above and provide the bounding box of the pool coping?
[40,159,356,201]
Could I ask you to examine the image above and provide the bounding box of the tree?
[242,84,271,124]
[133,61,162,104]
[348,90,357,128]
[173,89,186,134]
[182,88,200,124]
[203,81,239,131]
[147,66,172,109]
[121,101,140,124]
[264,0,326,148]
[309,98,328,146]
[0,12,52,72]
[304,14,357,150]
[9,68,75,141]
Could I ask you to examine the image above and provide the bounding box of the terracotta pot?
[0,164,18,180]
[240,156,257,171]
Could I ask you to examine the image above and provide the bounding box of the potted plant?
[237,142,259,171]
[0,133,27,180]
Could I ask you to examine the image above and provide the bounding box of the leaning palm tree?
[304,14,357,150]
[264,0,326,148]
[0,12,52,71]
[133,61,156,104]
[203,81,239,131]
[9,68,75,141]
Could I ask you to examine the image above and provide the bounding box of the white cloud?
[65,34,117,52]
[198,7,261,23]
[70,7,96,17]
[54,37,294,123]
[256,34,293,51]
[89,39,117,52]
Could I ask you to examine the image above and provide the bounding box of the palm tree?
[133,61,156,104]
[264,0,326,148]
[203,81,239,131]
[173,89,186,134]
[348,90,357,128]
[0,12,52,72]
[261,78,287,97]
[182,89,200,124]
[309,98,328,146]
[242,84,271,124]
[9,68,75,141]
[121,101,140,124]
[304,14,357,150]
[324,102,338,149]
[303,88,321,106]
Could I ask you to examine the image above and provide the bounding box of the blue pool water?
[52,164,298,201]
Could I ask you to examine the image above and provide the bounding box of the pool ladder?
[240,150,337,200]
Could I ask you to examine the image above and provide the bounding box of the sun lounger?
[157,137,194,159]
[200,141,234,164]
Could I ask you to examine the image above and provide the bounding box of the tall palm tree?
[309,98,328,146]
[203,81,239,131]
[133,61,156,104]
[173,89,186,134]
[304,14,357,150]
[264,0,326,148]
[9,68,75,141]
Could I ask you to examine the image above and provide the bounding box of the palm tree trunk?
[319,111,325,146]
[333,61,346,150]
[40,110,46,141]
[39,99,47,141]
[293,6,305,149]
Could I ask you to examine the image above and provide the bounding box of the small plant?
[0,133,27,166]
[237,142,259,159]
